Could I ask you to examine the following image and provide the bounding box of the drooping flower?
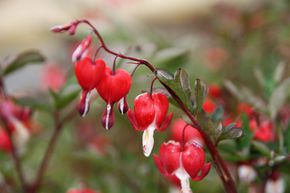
[75,57,106,116]
[249,119,275,142]
[127,92,173,157]
[96,66,132,130]
[170,119,204,146]
[154,141,211,193]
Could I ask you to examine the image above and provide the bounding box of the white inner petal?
[82,91,91,117]
[119,97,125,114]
[105,104,112,130]
[142,119,156,157]
[174,155,192,193]
[72,45,82,62]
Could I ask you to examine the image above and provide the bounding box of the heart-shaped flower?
[75,57,106,116]
[171,119,204,146]
[96,66,132,130]
[154,141,211,193]
[127,92,173,157]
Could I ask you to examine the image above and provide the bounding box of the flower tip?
[101,104,115,130]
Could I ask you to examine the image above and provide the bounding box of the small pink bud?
[50,23,72,33]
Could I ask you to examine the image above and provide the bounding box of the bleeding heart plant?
[127,92,173,157]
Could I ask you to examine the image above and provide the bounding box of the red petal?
[158,112,173,132]
[133,93,155,129]
[153,153,181,187]
[127,109,141,131]
[160,141,181,174]
[171,119,204,146]
[97,68,132,104]
[182,143,206,179]
[152,93,169,127]
[191,162,211,181]
[75,57,105,91]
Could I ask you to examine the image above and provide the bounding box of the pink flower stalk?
[127,92,173,157]
[154,141,211,193]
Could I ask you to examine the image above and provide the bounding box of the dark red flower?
[127,92,173,156]
[96,66,132,130]
[170,119,204,146]
[75,57,106,116]
[154,141,211,193]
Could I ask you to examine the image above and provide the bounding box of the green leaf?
[269,78,290,119]
[153,48,189,69]
[284,123,290,153]
[3,50,45,76]
[251,141,271,158]
[217,123,243,143]
[15,97,52,112]
[49,88,80,110]
[194,79,207,113]
[55,89,80,109]
[211,106,224,122]
[156,68,195,113]
[236,114,253,150]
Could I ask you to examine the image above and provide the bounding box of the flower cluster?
[73,35,131,130]
[54,21,212,193]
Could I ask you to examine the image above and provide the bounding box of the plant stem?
[29,110,77,193]
[1,124,27,193]
[73,19,237,193]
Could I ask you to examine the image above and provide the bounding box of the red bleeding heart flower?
[67,188,99,193]
[249,119,275,142]
[202,98,217,114]
[127,92,173,157]
[75,57,106,116]
[154,141,211,193]
[208,84,222,99]
[0,129,12,152]
[171,119,204,146]
[96,66,132,130]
